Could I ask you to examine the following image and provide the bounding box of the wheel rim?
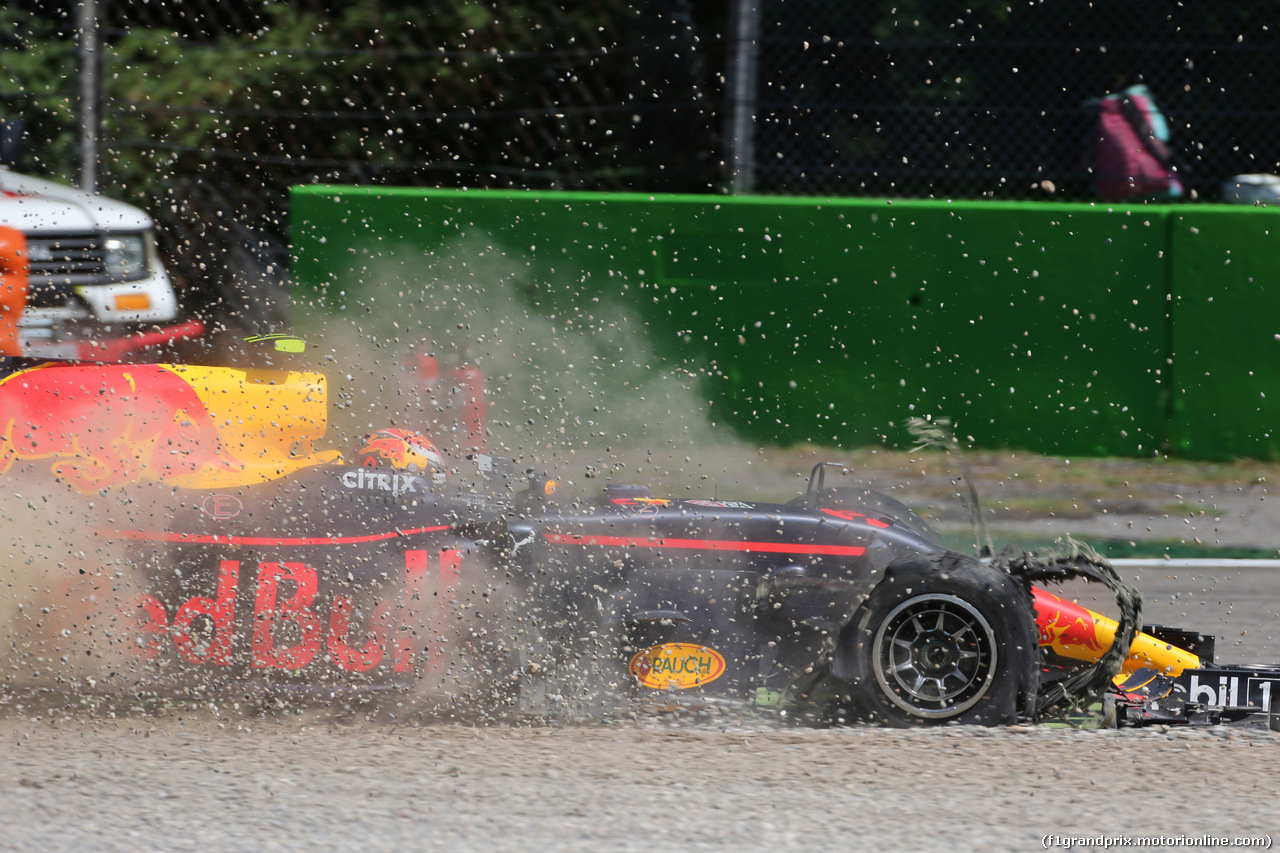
[872,593,997,719]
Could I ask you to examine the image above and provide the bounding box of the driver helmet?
[354,428,447,484]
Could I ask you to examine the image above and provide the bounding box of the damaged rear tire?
[833,552,1038,726]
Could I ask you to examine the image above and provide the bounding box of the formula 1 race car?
[0,349,1276,729]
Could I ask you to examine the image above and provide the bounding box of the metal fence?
[743,1,1280,200]
[4,0,721,329]
[4,1,1280,328]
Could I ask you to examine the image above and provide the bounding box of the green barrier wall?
[290,187,1278,459]
[1168,207,1280,460]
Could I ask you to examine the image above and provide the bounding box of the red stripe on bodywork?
[543,532,866,557]
[99,525,451,547]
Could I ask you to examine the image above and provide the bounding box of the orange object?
[0,225,27,356]
[449,363,488,452]
[112,292,152,312]
[399,345,489,453]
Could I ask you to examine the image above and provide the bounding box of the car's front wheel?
[833,552,1038,726]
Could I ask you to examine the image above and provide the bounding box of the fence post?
[76,0,100,193]
[726,0,759,194]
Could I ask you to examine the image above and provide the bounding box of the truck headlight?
[104,235,148,280]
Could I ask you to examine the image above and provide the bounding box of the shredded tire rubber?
[996,541,1143,722]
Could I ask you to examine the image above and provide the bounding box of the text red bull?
[126,549,464,676]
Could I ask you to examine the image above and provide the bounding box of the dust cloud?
[290,236,784,499]
[0,467,166,695]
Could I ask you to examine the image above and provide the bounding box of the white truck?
[0,167,198,358]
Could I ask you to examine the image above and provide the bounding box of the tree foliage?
[0,8,80,181]
[4,1,721,208]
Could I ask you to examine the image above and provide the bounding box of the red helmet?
[354,428,446,484]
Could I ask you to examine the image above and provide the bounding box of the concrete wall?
[290,187,1280,460]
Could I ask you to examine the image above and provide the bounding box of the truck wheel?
[835,552,1038,726]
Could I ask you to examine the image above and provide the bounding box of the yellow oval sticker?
[628,642,727,690]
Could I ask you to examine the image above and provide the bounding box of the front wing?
[1111,665,1280,729]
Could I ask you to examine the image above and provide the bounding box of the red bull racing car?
[0,348,1277,729]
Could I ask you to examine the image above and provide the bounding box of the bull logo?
[1032,587,1110,660]
[0,363,243,492]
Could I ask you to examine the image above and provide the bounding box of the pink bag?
[1091,88,1183,201]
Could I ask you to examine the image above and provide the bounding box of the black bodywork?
[501,480,937,702]
[87,455,1042,725]
[127,454,1278,729]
